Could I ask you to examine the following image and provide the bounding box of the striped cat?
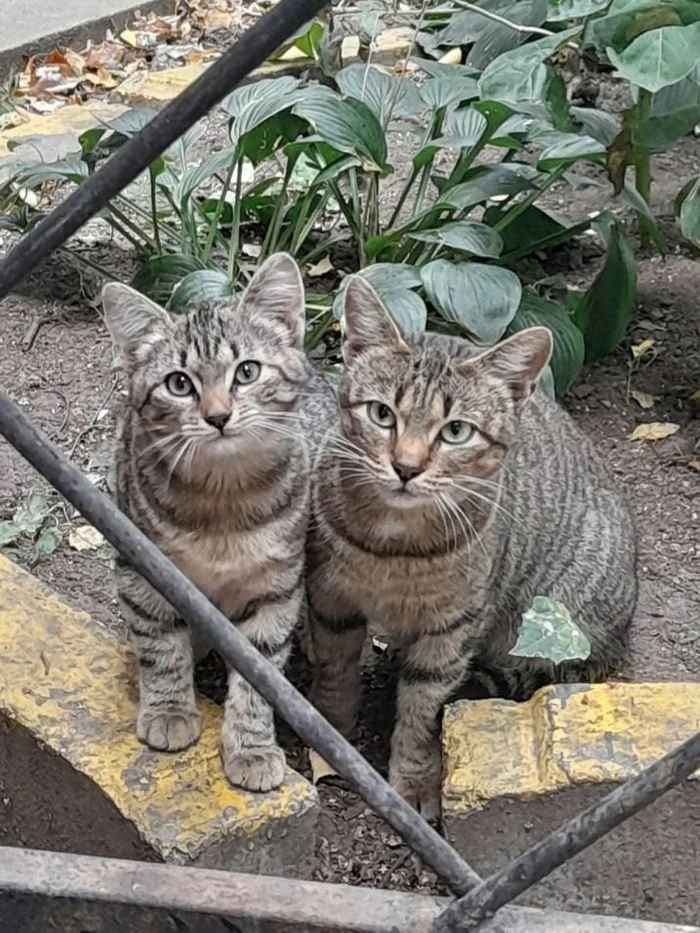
[304,275,637,820]
[103,254,310,792]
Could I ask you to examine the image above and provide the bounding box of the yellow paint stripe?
[0,554,316,862]
[443,682,700,815]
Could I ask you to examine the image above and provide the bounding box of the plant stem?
[108,204,158,252]
[262,157,295,260]
[115,195,180,245]
[492,164,567,233]
[202,158,237,265]
[633,87,654,248]
[227,159,244,282]
[149,167,162,256]
[58,246,111,278]
[348,167,366,266]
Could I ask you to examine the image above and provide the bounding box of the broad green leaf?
[336,64,422,125]
[106,108,158,139]
[0,521,21,547]
[178,148,239,205]
[408,220,503,258]
[537,133,605,170]
[478,27,580,103]
[79,127,107,155]
[466,0,549,69]
[16,157,88,186]
[679,178,700,248]
[224,76,301,147]
[584,2,687,53]
[493,205,591,263]
[634,105,700,150]
[332,264,426,331]
[132,253,204,306]
[293,87,388,171]
[269,18,324,60]
[418,76,480,109]
[510,596,591,664]
[607,22,700,93]
[432,108,488,148]
[169,270,233,312]
[35,526,62,556]
[572,213,636,363]
[421,260,521,343]
[570,106,619,146]
[509,291,585,395]
[548,0,610,20]
[14,491,50,535]
[240,111,307,165]
[414,60,480,79]
[440,163,540,211]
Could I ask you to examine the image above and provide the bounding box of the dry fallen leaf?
[309,749,338,784]
[628,422,680,442]
[688,459,700,473]
[81,39,125,71]
[690,389,700,404]
[631,337,655,359]
[68,525,106,551]
[307,256,334,277]
[630,389,656,410]
[438,48,462,65]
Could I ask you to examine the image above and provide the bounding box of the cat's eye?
[440,420,474,444]
[166,372,195,397]
[234,361,261,385]
[367,401,396,429]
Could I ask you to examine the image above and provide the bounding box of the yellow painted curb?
[0,102,127,156]
[442,682,700,815]
[0,554,318,866]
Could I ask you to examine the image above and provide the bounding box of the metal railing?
[0,1,698,929]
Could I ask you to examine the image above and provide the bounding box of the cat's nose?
[204,411,231,432]
[392,460,423,484]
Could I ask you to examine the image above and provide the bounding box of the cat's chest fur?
[164,525,287,619]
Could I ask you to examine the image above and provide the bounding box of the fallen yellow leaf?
[120,29,139,48]
[688,459,700,473]
[308,749,338,784]
[68,525,105,551]
[630,389,656,409]
[631,338,655,359]
[628,422,680,442]
[690,389,700,403]
[438,48,462,65]
[307,256,334,277]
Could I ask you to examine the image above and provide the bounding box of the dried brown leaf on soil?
[309,749,339,784]
[629,422,680,442]
[631,389,656,409]
[307,256,334,277]
[631,337,656,359]
[68,525,105,551]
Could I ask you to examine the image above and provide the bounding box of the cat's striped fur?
[304,276,637,819]
[103,254,311,792]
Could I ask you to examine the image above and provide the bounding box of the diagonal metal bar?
[0,391,482,896]
[435,728,700,931]
[0,0,328,300]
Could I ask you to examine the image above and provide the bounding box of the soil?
[0,54,699,925]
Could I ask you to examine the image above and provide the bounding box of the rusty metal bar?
[0,0,328,300]
[0,846,696,933]
[0,391,481,896]
[435,729,700,931]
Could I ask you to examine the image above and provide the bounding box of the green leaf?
[16,157,88,186]
[240,111,307,165]
[421,260,522,343]
[433,107,489,149]
[607,22,700,93]
[224,76,301,147]
[0,521,21,547]
[478,27,580,103]
[169,270,233,312]
[13,491,50,535]
[679,178,700,248]
[570,106,620,146]
[548,0,610,20]
[494,205,591,263]
[509,291,585,395]
[336,64,422,124]
[418,76,480,109]
[440,163,540,211]
[619,180,665,251]
[414,60,481,79]
[106,108,158,139]
[293,87,388,171]
[408,220,503,258]
[35,526,62,556]
[634,104,700,150]
[333,264,426,331]
[269,18,324,60]
[455,0,549,69]
[132,253,204,306]
[510,596,591,664]
[536,133,606,170]
[572,213,636,363]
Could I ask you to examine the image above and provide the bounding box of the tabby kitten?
[305,276,637,820]
[103,254,309,792]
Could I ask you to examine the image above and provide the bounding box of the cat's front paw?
[223,745,286,792]
[137,707,202,751]
[390,769,442,824]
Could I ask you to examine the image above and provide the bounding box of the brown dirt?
[0,75,699,920]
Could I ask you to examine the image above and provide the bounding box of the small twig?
[47,388,71,441]
[379,848,416,887]
[69,380,118,460]
[22,312,57,352]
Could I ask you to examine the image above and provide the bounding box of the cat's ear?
[239,252,305,348]
[465,327,552,401]
[102,283,172,366]
[342,275,409,360]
